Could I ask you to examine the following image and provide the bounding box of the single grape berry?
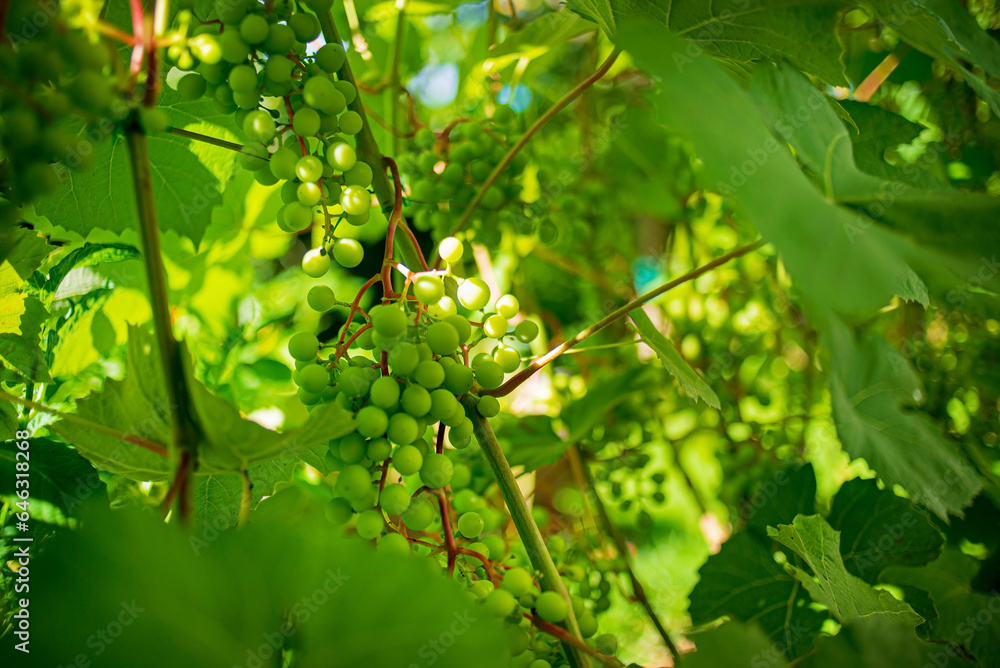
[307,285,336,311]
[402,496,435,530]
[457,512,484,538]
[515,321,540,343]
[534,591,568,623]
[370,376,401,408]
[288,331,319,361]
[379,483,411,514]
[458,278,490,311]
[414,276,445,305]
[327,142,357,171]
[414,360,445,389]
[341,185,371,215]
[483,314,508,339]
[502,568,534,596]
[336,464,372,500]
[302,248,330,278]
[425,322,459,355]
[420,453,453,489]
[370,304,408,338]
[332,238,364,268]
[476,395,501,418]
[475,360,504,390]
[495,294,519,319]
[439,237,463,264]
[392,444,423,475]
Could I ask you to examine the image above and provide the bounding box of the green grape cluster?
[399,109,526,240]
[168,0,375,269]
[0,2,130,224]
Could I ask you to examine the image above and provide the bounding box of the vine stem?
[317,9,423,273]
[442,48,621,247]
[464,397,591,668]
[0,391,167,457]
[125,114,200,521]
[570,446,681,662]
[525,615,627,668]
[167,127,259,156]
[484,240,766,396]
[237,470,252,527]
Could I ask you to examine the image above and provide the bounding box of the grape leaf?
[827,478,944,583]
[497,414,564,471]
[5,502,509,668]
[618,21,918,318]
[883,550,1000,666]
[821,316,982,519]
[689,531,826,659]
[0,237,53,382]
[0,438,103,525]
[768,515,923,625]
[799,617,976,668]
[628,308,720,408]
[743,463,816,537]
[568,0,847,83]
[28,242,139,303]
[680,621,790,667]
[35,88,241,245]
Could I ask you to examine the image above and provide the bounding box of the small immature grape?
[428,296,457,319]
[218,29,250,63]
[429,389,458,420]
[334,80,358,104]
[280,202,314,232]
[370,304,408,338]
[228,65,258,94]
[458,278,490,311]
[327,142,357,171]
[297,181,322,206]
[303,76,337,110]
[307,285,336,311]
[337,433,367,463]
[403,496,435,530]
[288,12,321,41]
[420,453,453,489]
[336,464,372,499]
[302,248,330,277]
[439,237,464,264]
[325,497,354,525]
[392,444,423,475]
[177,72,207,100]
[483,314,508,339]
[240,14,270,44]
[414,276,445,305]
[389,342,420,376]
[476,395,501,418]
[425,322,459,355]
[370,376,401,408]
[297,364,329,393]
[475,360,504,390]
[444,364,474,395]
[264,23,295,54]
[357,405,388,437]
[344,162,373,187]
[367,437,392,462]
[332,238,364,268]
[483,589,517,617]
[356,509,384,540]
[502,568,534,596]
[401,385,431,417]
[339,110,363,135]
[515,321,540,343]
[288,331,319,361]
[414,360,444,389]
[444,315,472,343]
[493,345,521,373]
[380,483,411,514]
[316,42,346,72]
[293,107,321,136]
[495,294,519,319]
[457,512,484,538]
[341,185,371,216]
[270,147,299,180]
[534,591,568,623]
[295,155,324,183]
[387,412,419,445]
[338,366,374,397]
[529,661,552,668]
[189,34,223,64]
[243,110,276,143]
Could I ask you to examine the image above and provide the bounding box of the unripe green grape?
[458,278,490,311]
[534,591,568,623]
[475,360,503,390]
[429,389,458,420]
[302,247,330,277]
[441,403,466,428]
[344,162,373,187]
[281,202,314,232]
[293,107,321,136]
[189,34,223,64]
[414,361,444,389]
[366,437,392,462]
[341,185,371,215]
[288,12,321,41]
[177,72,208,100]
[370,304,407,338]
[401,385,431,417]
[316,42,346,72]
[296,363,329,393]
[334,79,357,103]
[307,285,337,311]
[411,179,435,202]
[303,76,337,110]
[417,152,438,174]
[255,167,278,186]
[345,211,370,226]
[215,0,247,22]
[476,395,500,418]
[387,413,419,445]
[380,483,411,514]
[392,444,423,475]
[457,511,484,538]
[515,321,539,343]
[428,296,457,319]
[337,433,367,463]
[297,181,322,206]
[389,342,420,376]
[339,366,374,397]
[425,322,459,355]
[493,345,521,373]
[420,453,453,489]
[495,294,519,319]
[349,490,376,512]
[264,23,296,54]
[238,14,269,44]
[402,495,435,530]
[325,497,354,524]
[265,55,295,82]
[357,405,389,437]
[295,155,323,183]
[441,162,465,185]
[482,589,517,618]
[198,61,227,85]
[352,509,383,541]
[444,364,474,395]
[438,237,464,264]
[327,142,357,171]
[370,376,401,409]
[270,147,298,179]
[335,464,371,499]
[595,635,618,655]
[414,276,444,305]
[441,315,471,343]
[218,29,250,63]
[483,314,508,339]
[288,331,319,361]
[339,110,363,135]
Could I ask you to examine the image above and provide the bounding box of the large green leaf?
[827,478,944,582]
[2,501,508,668]
[744,463,816,537]
[35,88,242,245]
[883,550,1000,666]
[822,317,982,519]
[568,0,847,83]
[0,438,102,525]
[618,21,918,318]
[681,621,790,667]
[800,617,976,668]
[28,242,139,303]
[689,531,826,659]
[628,308,720,408]
[768,515,923,625]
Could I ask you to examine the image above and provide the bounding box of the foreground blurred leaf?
[629,308,720,408]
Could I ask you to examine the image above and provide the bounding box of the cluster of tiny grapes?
[399,111,525,240]
[0,2,163,225]
[168,0,373,271]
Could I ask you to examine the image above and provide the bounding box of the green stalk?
[317,10,422,275]
[125,114,199,513]
[464,398,591,668]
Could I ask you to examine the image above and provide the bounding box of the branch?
[0,391,167,457]
[484,240,765,396]
[464,397,591,668]
[526,615,625,668]
[167,127,256,155]
[237,470,252,527]
[443,49,620,244]
[125,113,201,520]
